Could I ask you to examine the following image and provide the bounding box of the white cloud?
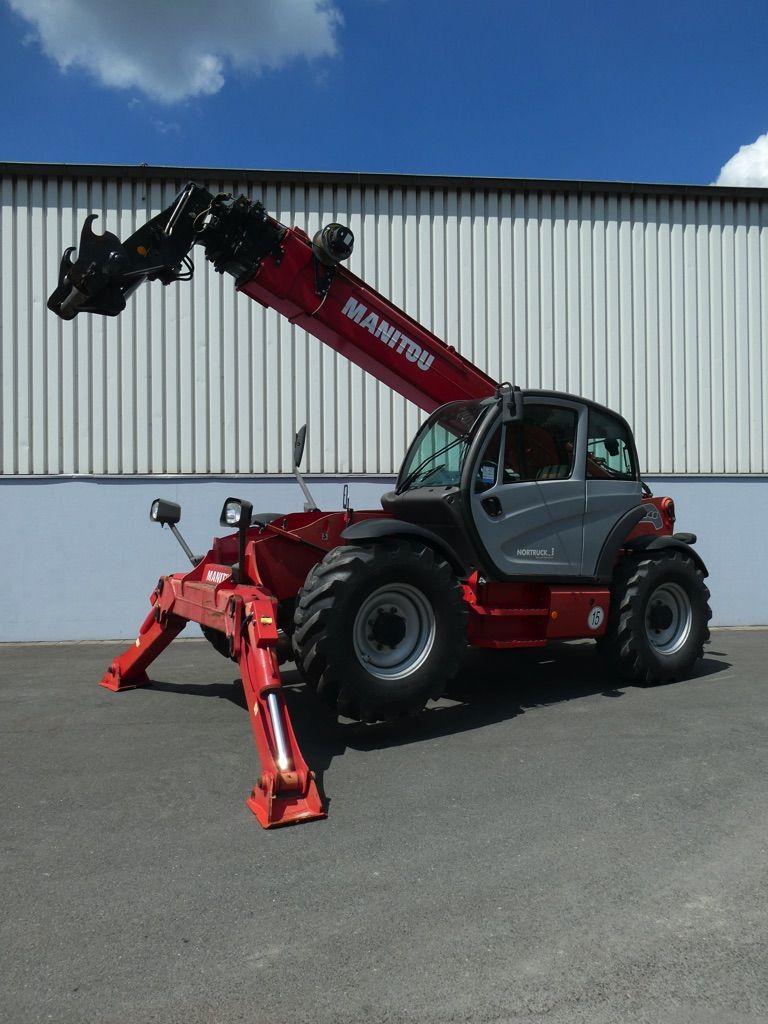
[715,133,768,187]
[152,118,181,136]
[8,0,341,103]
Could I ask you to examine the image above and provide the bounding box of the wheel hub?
[370,608,407,648]
[352,583,436,680]
[648,601,674,632]
[644,581,692,655]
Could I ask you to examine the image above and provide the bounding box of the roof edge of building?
[1,160,767,202]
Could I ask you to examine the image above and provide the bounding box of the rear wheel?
[600,552,711,684]
[292,540,467,722]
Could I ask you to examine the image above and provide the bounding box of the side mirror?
[150,498,181,526]
[293,424,307,468]
[292,423,319,511]
[498,382,523,424]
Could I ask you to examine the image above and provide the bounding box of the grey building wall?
[1,163,766,637]
[0,475,761,640]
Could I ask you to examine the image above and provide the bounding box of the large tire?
[292,540,467,722]
[600,552,711,684]
[202,625,233,660]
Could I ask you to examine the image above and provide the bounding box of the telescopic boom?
[48,182,497,413]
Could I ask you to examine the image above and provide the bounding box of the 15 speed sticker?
[587,606,605,630]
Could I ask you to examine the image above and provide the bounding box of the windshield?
[397,400,487,493]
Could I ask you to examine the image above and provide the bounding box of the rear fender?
[623,535,708,576]
[593,507,646,583]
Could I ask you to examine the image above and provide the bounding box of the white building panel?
[2,165,767,477]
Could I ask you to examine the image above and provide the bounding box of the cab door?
[581,407,643,575]
[468,398,587,578]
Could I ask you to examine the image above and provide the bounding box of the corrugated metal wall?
[2,168,767,476]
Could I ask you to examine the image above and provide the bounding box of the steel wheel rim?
[353,584,436,680]
[645,582,692,655]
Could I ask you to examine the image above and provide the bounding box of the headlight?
[219,497,253,529]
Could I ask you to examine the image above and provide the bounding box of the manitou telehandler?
[48,182,711,827]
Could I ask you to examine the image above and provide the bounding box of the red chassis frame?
[99,498,670,828]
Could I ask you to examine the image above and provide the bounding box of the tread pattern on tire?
[601,551,712,684]
[292,540,467,722]
[202,624,233,660]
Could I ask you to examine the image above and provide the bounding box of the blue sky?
[1,0,767,185]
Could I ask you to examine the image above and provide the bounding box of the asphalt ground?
[1,630,767,1024]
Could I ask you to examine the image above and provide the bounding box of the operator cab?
[382,390,642,581]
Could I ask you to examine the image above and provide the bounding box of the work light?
[148,498,197,565]
[149,498,181,526]
[220,497,253,529]
[312,223,354,266]
[219,497,254,584]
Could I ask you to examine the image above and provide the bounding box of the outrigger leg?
[97,571,326,829]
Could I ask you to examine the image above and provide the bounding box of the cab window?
[474,404,578,492]
[399,400,485,492]
[503,405,578,482]
[586,409,637,480]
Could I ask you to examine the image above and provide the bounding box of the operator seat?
[504,423,571,481]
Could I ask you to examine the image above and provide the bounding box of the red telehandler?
[48,183,711,827]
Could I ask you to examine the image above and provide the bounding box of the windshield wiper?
[418,463,446,485]
[396,435,468,494]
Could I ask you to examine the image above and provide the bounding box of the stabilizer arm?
[99,566,325,829]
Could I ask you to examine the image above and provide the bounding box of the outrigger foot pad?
[247,773,326,828]
[99,662,151,691]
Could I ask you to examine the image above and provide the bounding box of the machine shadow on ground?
[143,641,731,809]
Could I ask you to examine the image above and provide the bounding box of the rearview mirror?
[498,383,523,424]
[293,424,307,468]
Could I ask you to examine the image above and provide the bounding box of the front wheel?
[292,540,467,722]
[600,552,711,684]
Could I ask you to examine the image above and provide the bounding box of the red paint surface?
[239,226,497,413]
